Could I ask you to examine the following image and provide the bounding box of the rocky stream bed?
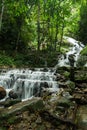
[0,67,87,130]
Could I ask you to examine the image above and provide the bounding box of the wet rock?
[40,82,49,88]
[0,86,6,100]
[8,90,22,99]
[33,85,40,97]
[9,90,18,99]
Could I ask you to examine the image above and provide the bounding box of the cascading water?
[0,68,59,101]
[55,36,84,67]
[0,37,85,102]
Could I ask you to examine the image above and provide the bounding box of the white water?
[56,36,84,67]
[0,37,85,102]
[0,69,59,101]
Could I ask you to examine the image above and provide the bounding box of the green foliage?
[76,46,87,67]
[80,45,87,55]
[0,51,59,68]
[0,127,7,130]
[0,54,14,67]
[63,71,70,79]
[67,80,75,90]
[0,0,83,58]
[0,0,78,54]
[78,1,87,44]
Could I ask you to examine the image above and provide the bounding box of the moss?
[56,97,71,108]
[80,45,87,56]
[66,81,75,90]
[7,116,18,124]
[0,127,7,130]
[75,71,87,81]
[63,71,70,79]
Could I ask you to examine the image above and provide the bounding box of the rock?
[4,99,21,107]
[62,91,72,99]
[83,88,87,94]
[56,97,71,108]
[0,98,44,120]
[66,80,75,91]
[9,90,18,99]
[0,86,6,100]
[36,117,42,124]
[40,82,49,88]
[75,70,87,83]
[71,93,87,104]
[58,82,67,88]
[76,105,87,130]
[76,83,87,88]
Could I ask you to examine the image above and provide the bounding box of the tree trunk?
[59,14,64,52]
[54,18,59,51]
[37,0,40,51]
[13,32,20,57]
[0,0,5,31]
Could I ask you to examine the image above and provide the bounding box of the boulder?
[66,80,75,91]
[40,82,49,88]
[9,90,18,99]
[56,97,71,108]
[0,86,6,100]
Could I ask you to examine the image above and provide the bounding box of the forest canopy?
[0,0,87,60]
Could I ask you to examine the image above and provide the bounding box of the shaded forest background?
[0,0,87,67]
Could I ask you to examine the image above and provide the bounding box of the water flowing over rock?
[0,69,59,101]
[55,36,84,68]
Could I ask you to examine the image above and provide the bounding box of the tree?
[0,0,5,31]
[0,0,81,54]
[0,0,29,54]
[78,1,87,44]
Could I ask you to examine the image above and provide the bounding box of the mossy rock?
[56,97,71,108]
[75,70,87,82]
[66,80,75,90]
[0,99,44,120]
[4,99,21,107]
[63,71,70,79]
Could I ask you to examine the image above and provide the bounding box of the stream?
[0,37,85,101]
[55,36,84,67]
[0,68,59,101]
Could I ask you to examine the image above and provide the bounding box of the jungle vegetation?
[0,0,87,67]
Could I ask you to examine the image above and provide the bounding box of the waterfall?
[0,68,59,101]
[0,37,85,102]
[55,36,84,67]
